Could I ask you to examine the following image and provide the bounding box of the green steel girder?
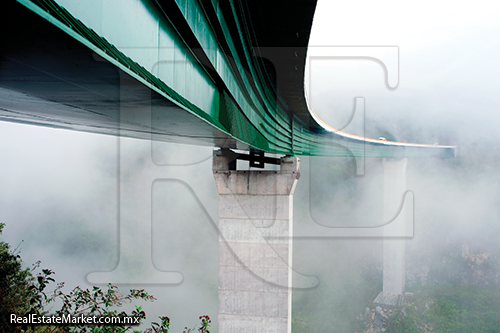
[0,0,455,158]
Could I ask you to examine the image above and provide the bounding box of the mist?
[0,124,220,331]
[1,0,500,332]
[289,0,500,331]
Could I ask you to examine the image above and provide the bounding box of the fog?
[0,124,221,331]
[1,0,500,332]
[292,0,500,330]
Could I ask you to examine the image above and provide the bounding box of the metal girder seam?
[193,0,296,150]
[156,0,290,151]
[16,0,274,152]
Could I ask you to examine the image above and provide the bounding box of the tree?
[0,222,52,332]
[0,223,210,333]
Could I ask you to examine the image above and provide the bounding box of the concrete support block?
[218,195,292,220]
[218,314,287,333]
[213,151,299,333]
[375,158,408,306]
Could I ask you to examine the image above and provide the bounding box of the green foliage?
[386,313,420,333]
[182,315,211,333]
[0,223,207,333]
[0,222,57,332]
[52,284,156,332]
[147,316,170,333]
[387,283,500,333]
[385,243,500,333]
[198,315,211,333]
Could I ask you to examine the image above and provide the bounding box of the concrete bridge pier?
[213,151,299,333]
[374,158,408,306]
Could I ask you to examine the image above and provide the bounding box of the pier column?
[213,151,299,333]
[375,158,408,306]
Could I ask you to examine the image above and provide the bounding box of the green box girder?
[2,0,454,158]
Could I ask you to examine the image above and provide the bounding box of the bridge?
[1,0,455,332]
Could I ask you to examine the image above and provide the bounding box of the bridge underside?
[1,0,454,159]
[1,4,245,149]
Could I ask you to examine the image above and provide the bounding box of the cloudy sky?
[307,0,500,146]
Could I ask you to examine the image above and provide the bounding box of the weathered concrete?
[374,158,408,306]
[213,152,299,333]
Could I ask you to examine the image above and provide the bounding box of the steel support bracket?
[220,148,280,169]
